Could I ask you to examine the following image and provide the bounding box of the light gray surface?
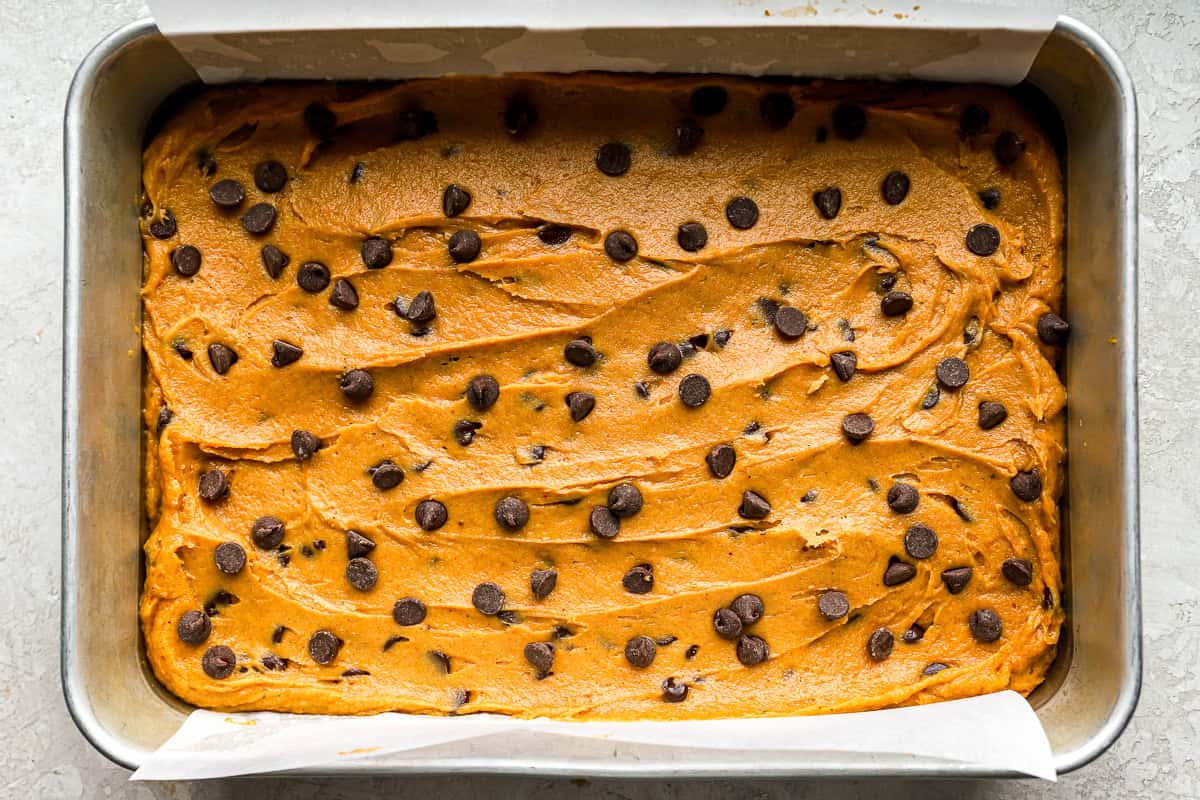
[1,0,1194,796]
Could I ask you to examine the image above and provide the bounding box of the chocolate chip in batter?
[214,542,246,574]
[261,244,289,278]
[904,524,939,560]
[1010,469,1043,502]
[679,374,711,408]
[198,469,229,502]
[303,103,337,138]
[923,662,950,676]
[867,628,894,661]
[730,593,764,626]
[466,375,500,411]
[902,623,925,644]
[921,383,941,409]
[156,406,172,435]
[774,306,809,339]
[400,290,436,326]
[393,597,427,626]
[150,210,176,239]
[677,221,708,252]
[172,342,193,360]
[523,641,555,673]
[209,179,244,209]
[760,91,795,129]
[725,197,759,229]
[537,224,572,246]
[622,563,654,595]
[295,262,331,294]
[329,278,359,310]
[595,142,632,176]
[842,413,875,444]
[309,630,341,664]
[1037,312,1070,346]
[566,391,595,422]
[965,223,1001,256]
[625,635,657,668]
[448,229,482,263]
[604,230,638,262]
[531,568,557,599]
[691,85,728,115]
[564,337,598,367]
[415,500,448,532]
[941,566,973,594]
[171,245,202,277]
[177,610,211,644]
[369,459,404,490]
[969,608,1003,643]
[883,557,917,587]
[833,103,867,140]
[241,203,276,235]
[830,351,857,382]
[675,117,704,154]
[345,530,375,559]
[254,160,288,193]
[979,187,1001,210]
[347,557,379,591]
[881,291,913,317]
[270,339,303,368]
[647,342,683,375]
[472,582,505,615]
[978,401,1008,430]
[994,131,1025,166]
[1043,586,1055,610]
[250,515,284,549]
[589,505,620,539]
[960,104,990,137]
[207,343,238,375]
[495,496,530,532]
[936,357,970,390]
[661,677,689,703]
[504,94,537,137]
[443,183,472,217]
[362,237,393,269]
[736,635,769,666]
[881,171,910,205]
[818,590,850,621]
[340,369,374,402]
[738,490,771,520]
[887,482,919,514]
[202,645,236,679]
[1002,557,1034,587]
[196,150,217,176]
[813,187,842,220]
[706,443,736,479]
[453,419,482,446]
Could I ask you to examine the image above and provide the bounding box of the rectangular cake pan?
[62,15,1139,777]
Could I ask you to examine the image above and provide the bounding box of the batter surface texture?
[139,75,1066,718]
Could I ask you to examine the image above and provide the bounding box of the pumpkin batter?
[139,75,1066,718]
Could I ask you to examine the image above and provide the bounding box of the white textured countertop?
[2,0,1194,796]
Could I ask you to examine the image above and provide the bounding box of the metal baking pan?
[62,15,1139,776]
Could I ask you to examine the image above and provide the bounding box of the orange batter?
[139,75,1066,718]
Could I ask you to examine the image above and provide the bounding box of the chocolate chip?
[969,608,1003,642]
[393,597,427,626]
[524,641,555,673]
[903,623,925,644]
[978,401,1008,429]
[801,489,818,503]
[730,593,764,625]
[207,343,238,375]
[589,505,620,539]
[842,413,874,444]
[833,103,867,140]
[625,635,657,668]
[921,383,941,409]
[979,187,1001,209]
[965,223,1001,256]
[340,369,374,402]
[622,564,653,595]
[345,530,374,558]
[634,381,650,399]
[495,496,530,531]
[449,229,482,263]
[443,184,472,217]
[271,339,303,368]
[675,118,704,154]
[209,179,244,209]
[562,338,597,368]
[818,590,850,620]
[941,566,973,594]
[177,610,211,644]
[1010,469,1043,501]
[370,459,404,490]
[904,524,938,560]
[813,187,842,220]
[736,635,769,666]
[303,103,337,138]
[881,171,910,205]
[198,469,229,502]
[994,131,1025,166]
[887,483,919,513]
[196,150,216,176]
[884,557,917,586]
[471,582,505,615]
[308,630,341,665]
[415,500,448,532]
[867,628,894,661]
[504,95,537,136]
[712,607,743,639]
[881,291,913,317]
[362,237,393,269]
[725,197,759,229]
[251,516,284,549]
[679,374,711,408]
[608,483,643,517]
[172,342,193,360]
[329,278,359,310]
[595,142,632,176]
[923,662,950,676]
[1037,312,1070,346]
[566,391,595,422]
[772,305,809,339]
[830,351,857,381]
[405,290,437,324]
[685,644,700,659]
[604,230,638,262]
[295,262,331,294]
[738,490,771,520]
[214,542,246,574]
[171,245,202,277]
[453,419,482,446]
[347,557,379,590]
[261,244,289,278]
[936,357,969,389]
[706,444,736,479]
[538,224,572,245]
[466,375,500,411]
[661,677,689,703]
[648,342,683,374]
[960,104,990,137]
[254,160,288,193]
[202,645,236,679]
[1043,586,1055,609]
[531,568,557,599]
[691,85,728,115]
[677,222,708,252]
[241,203,276,235]
[760,92,795,129]
[1002,557,1034,587]
[149,210,176,239]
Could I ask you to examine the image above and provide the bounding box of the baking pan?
[61,15,1139,776]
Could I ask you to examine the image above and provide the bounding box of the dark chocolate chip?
[608,483,643,517]
[564,337,598,367]
[196,150,217,176]
[725,197,759,230]
[706,444,736,479]
[345,530,375,559]
[202,645,236,679]
[818,590,850,621]
[405,290,437,324]
[678,374,711,408]
[340,369,374,402]
[250,516,284,549]
[625,635,657,668]
[254,160,288,193]
[904,524,938,560]
[566,391,595,422]
[662,677,689,703]
[923,662,950,676]
[347,557,379,591]
[867,628,894,661]
[443,184,472,217]
[813,187,842,220]
[965,223,1001,256]
[675,117,704,154]
[303,103,337,138]
[1002,557,1034,587]
[214,542,246,574]
[691,85,728,115]
[921,383,941,409]
[884,557,917,587]
[207,343,238,375]
[979,187,1001,209]
[472,582,505,615]
[774,306,810,340]
[833,103,867,140]
[960,104,990,137]
[198,469,229,502]
[209,179,244,209]
[677,221,708,252]
[329,278,359,310]
[270,339,303,368]
[738,490,771,520]
[978,401,1008,430]
[149,210,176,239]
[589,505,620,539]
[604,230,638,262]
[297,261,330,293]
[261,244,289,278]
[453,419,482,446]
[504,95,537,137]
[531,568,558,599]
[842,413,875,444]
[760,91,795,129]
[241,203,276,235]
[713,607,743,639]
[685,644,700,659]
[831,351,857,381]
[171,245,202,277]
[634,381,650,399]
[887,483,919,514]
[936,357,970,389]
[156,406,173,433]
[941,566,973,594]
[393,597,427,626]
[370,459,404,490]
[622,563,654,595]
[595,142,632,176]
[415,500,448,532]
[466,375,500,411]
[1010,469,1043,501]
[881,291,914,317]
[801,489,818,503]
[309,630,341,665]
[994,131,1025,166]
[172,342,194,360]
[969,608,1003,643]
[881,171,910,205]
[538,224,572,245]
[448,229,482,263]
[736,635,769,666]
[903,623,926,643]
[495,496,530,531]
[648,341,683,374]
[177,610,212,644]
[1037,312,1070,346]
[523,641,555,673]
[731,593,764,625]
[1043,586,1055,609]
[361,237,393,269]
